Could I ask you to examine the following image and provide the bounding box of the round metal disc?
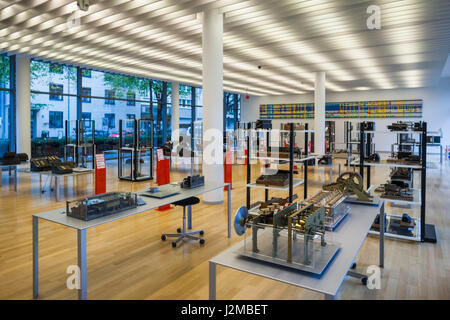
[234,206,249,236]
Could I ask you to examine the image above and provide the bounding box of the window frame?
[49,110,64,129]
[49,83,64,101]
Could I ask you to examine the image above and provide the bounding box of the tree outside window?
[49,83,63,101]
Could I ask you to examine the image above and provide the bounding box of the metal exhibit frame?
[358,121,436,243]
[325,120,335,154]
[246,122,315,209]
[64,120,96,169]
[118,119,154,181]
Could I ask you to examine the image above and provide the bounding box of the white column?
[314,72,326,156]
[16,55,31,157]
[202,9,224,204]
[171,81,180,145]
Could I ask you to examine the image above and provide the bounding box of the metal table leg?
[55,176,59,201]
[77,229,87,300]
[33,216,39,299]
[440,145,443,165]
[379,201,385,268]
[14,166,17,192]
[209,261,216,300]
[187,205,192,230]
[338,163,341,176]
[227,183,231,238]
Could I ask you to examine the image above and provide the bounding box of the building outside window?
[49,83,63,101]
[82,87,91,103]
[105,89,115,105]
[49,111,63,128]
[127,92,136,106]
[0,54,13,158]
[82,112,92,128]
[104,113,115,129]
[126,114,135,128]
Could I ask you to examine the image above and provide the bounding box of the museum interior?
[0,0,449,301]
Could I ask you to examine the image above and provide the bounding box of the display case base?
[236,229,340,275]
[423,224,437,243]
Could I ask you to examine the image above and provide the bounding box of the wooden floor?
[0,157,449,300]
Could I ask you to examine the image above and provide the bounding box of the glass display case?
[66,192,138,221]
[64,120,96,168]
[237,202,341,274]
[306,190,350,230]
[118,119,153,181]
[193,120,203,157]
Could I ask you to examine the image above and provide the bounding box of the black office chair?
[161,196,205,248]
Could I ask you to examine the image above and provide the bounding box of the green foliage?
[103,72,150,99]
[0,56,10,86]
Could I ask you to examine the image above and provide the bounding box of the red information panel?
[224,151,233,190]
[156,148,171,211]
[95,153,106,194]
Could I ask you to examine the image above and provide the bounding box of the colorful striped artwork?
[259,100,422,119]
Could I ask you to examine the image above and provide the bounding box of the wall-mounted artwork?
[260,99,422,119]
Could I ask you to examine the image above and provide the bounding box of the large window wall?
[29,60,173,158]
[28,59,240,159]
[0,55,15,158]
[30,61,77,157]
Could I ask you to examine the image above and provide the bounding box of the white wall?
[241,79,450,152]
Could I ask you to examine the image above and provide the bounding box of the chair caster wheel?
[161,235,166,241]
[361,277,368,286]
[199,239,205,245]
[351,263,357,269]
[177,228,182,233]
[200,231,204,236]
[172,242,177,248]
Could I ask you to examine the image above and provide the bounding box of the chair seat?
[173,197,200,207]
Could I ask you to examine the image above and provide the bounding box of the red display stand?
[224,151,233,190]
[156,148,171,211]
[95,153,106,195]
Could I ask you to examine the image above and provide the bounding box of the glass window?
[224,92,240,132]
[49,83,64,101]
[49,111,63,128]
[104,113,115,129]
[82,87,91,103]
[179,84,193,137]
[141,104,151,120]
[31,60,77,95]
[82,69,91,78]
[0,55,12,157]
[126,114,135,128]
[0,55,10,89]
[49,63,63,74]
[127,92,136,106]
[105,89,115,105]
[195,86,203,122]
[82,112,92,128]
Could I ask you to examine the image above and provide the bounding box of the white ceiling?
[1,0,450,95]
